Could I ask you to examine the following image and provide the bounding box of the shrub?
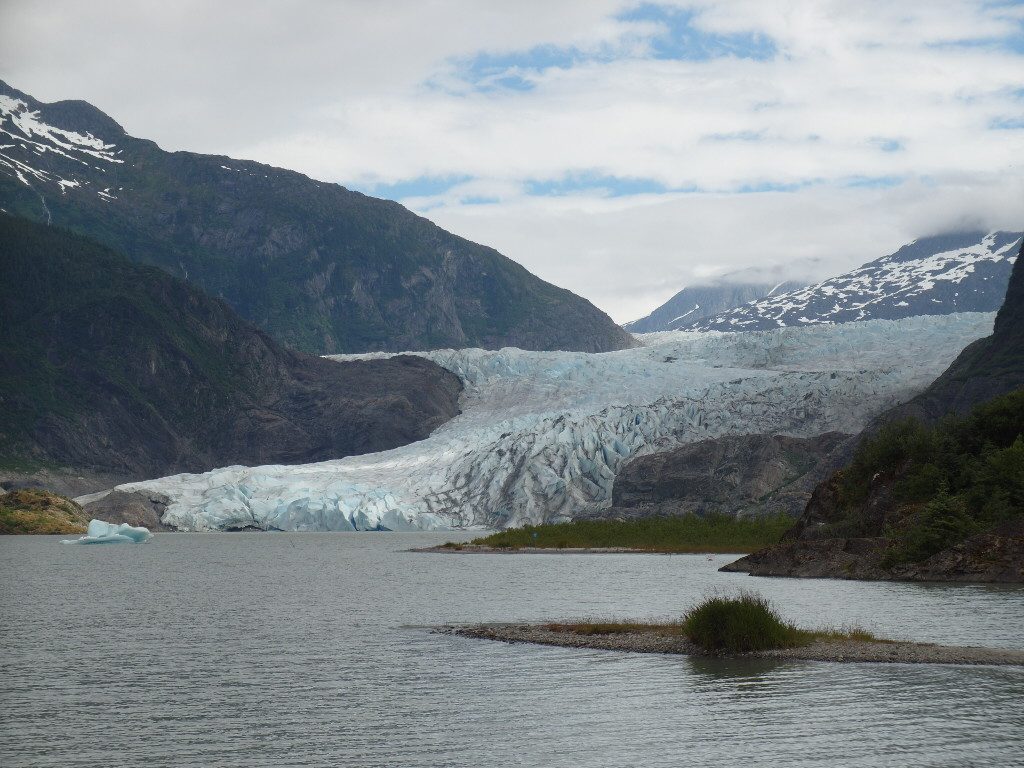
[680,592,803,653]
[883,491,980,567]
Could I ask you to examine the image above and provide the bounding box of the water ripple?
[2,533,1022,767]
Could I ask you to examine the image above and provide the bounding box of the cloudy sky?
[3,0,1023,321]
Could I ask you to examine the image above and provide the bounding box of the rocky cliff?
[0,214,463,487]
[579,433,854,521]
[724,240,1024,582]
[0,81,633,354]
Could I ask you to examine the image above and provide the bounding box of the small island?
[440,593,1024,666]
[421,513,793,554]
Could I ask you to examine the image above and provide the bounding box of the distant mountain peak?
[0,85,125,203]
[683,231,1022,332]
[624,274,805,333]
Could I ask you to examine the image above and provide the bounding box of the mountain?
[623,277,804,333]
[94,313,993,531]
[684,231,1022,332]
[0,81,633,354]
[0,214,462,489]
[724,237,1024,582]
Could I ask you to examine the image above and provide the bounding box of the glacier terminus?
[86,313,995,532]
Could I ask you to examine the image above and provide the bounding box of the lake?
[2,532,1022,767]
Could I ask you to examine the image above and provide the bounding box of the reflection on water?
[1,533,1022,767]
[684,655,797,681]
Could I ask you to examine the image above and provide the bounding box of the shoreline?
[439,623,1024,666]
[412,544,747,555]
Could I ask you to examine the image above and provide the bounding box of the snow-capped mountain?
[623,278,804,333]
[88,312,995,532]
[684,231,1021,332]
[0,92,126,215]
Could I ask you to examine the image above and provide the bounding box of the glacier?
[95,313,995,532]
[62,519,153,545]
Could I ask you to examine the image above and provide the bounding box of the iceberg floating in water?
[62,519,152,544]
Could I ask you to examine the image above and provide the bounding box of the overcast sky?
[3,0,1023,321]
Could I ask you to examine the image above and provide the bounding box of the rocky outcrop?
[580,432,854,520]
[724,520,1024,583]
[80,490,174,531]
[723,237,1024,583]
[0,214,463,486]
[0,488,89,534]
[0,81,633,355]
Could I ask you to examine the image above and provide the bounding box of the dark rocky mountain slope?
[686,231,1021,332]
[580,433,854,521]
[0,214,462,489]
[0,81,632,354]
[724,237,1024,582]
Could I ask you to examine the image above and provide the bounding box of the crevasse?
[106,313,994,531]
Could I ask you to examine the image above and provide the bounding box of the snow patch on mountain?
[687,232,1022,331]
[101,313,995,532]
[0,94,123,202]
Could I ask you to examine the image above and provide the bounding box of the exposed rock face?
[0,214,463,484]
[624,280,803,334]
[724,520,1024,583]
[81,491,173,531]
[581,433,854,520]
[0,81,633,354]
[724,238,1024,583]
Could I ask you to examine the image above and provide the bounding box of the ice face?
[61,519,153,544]
[104,313,995,532]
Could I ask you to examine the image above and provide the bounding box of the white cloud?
[1,0,1022,321]
[421,173,1024,322]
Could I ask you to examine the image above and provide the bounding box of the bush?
[883,491,980,566]
[680,592,803,653]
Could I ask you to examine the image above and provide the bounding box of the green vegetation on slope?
[455,513,794,553]
[832,389,1024,565]
[0,489,88,534]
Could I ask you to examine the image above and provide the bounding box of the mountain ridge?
[624,278,804,333]
[0,80,633,355]
[682,231,1021,332]
[0,214,463,488]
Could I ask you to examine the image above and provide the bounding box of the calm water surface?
[2,532,1023,767]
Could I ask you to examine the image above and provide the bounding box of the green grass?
[0,488,89,535]
[542,592,888,654]
[451,513,794,553]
